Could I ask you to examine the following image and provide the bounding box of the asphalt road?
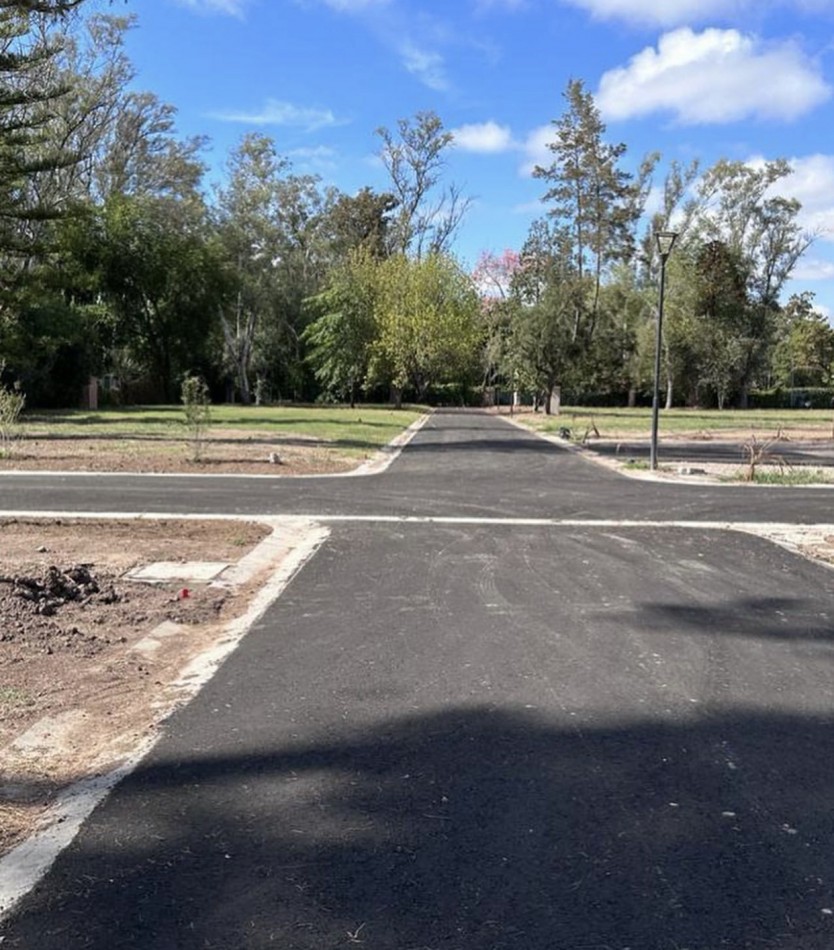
[1,410,834,523]
[586,437,834,467]
[3,411,834,949]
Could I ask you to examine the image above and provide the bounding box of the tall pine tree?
[534,79,655,340]
[0,1,84,277]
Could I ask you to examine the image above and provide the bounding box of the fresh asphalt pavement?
[3,411,834,948]
[586,437,834,468]
[1,410,833,523]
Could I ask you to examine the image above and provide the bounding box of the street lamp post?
[650,230,678,471]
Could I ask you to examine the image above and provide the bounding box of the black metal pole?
[650,253,668,471]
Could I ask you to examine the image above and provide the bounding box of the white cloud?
[561,0,750,27]
[452,121,515,153]
[176,0,249,15]
[288,145,339,171]
[519,124,553,177]
[793,258,834,281]
[209,99,342,131]
[771,155,834,239]
[597,28,830,125]
[564,0,834,26]
[399,41,449,90]
[300,0,453,93]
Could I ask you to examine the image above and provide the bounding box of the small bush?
[0,370,26,458]
[181,374,211,462]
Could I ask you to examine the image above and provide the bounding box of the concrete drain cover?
[125,561,230,584]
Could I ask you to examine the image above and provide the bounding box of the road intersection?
[2,410,834,949]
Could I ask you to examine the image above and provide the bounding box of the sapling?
[0,367,25,459]
[181,374,211,462]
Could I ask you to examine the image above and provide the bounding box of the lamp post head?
[655,230,678,260]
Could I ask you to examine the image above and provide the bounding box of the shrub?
[181,374,211,462]
[0,366,25,458]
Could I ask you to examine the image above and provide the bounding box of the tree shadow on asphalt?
[5,706,834,949]
[403,437,568,455]
[637,596,834,643]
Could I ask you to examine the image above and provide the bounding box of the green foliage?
[504,279,584,409]
[0,3,83,268]
[738,468,829,486]
[180,373,210,462]
[77,194,225,401]
[770,292,834,389]
[326,186,398,260]
[370,252,482,400]
[302,250,379,406]
[534,79,656,323]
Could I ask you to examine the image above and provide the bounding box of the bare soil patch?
[0,429,364,475]
[0,518,271,857]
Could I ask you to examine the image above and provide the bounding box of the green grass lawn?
[522,406,834,439]
[731,468,833,485]
[21,404,426,452]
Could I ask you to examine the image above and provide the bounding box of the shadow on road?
[5,706,834,948]
[638,595,834,643]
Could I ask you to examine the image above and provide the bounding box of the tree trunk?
[665,376,673,410]
[738,383,749,409]
[627,387,636,408]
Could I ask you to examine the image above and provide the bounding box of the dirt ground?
[0,429,361,475]
[0,518,274,858]
[0,427,382,860]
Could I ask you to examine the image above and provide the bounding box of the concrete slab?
[126,561,230,584]
[129,621,184,657]
[11,711,87,756]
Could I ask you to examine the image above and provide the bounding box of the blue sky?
[116,0,834,315]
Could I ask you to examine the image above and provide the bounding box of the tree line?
[0,5,828,411]
[486,80,828,412]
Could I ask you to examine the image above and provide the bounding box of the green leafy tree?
[326,186,398,261]
[771,292,834,389]
[80,194,224,401]
[370,253,482,402]
[691,239,750,407]
[505,263,587,413]
[215,132,288,404]
[686,159,813,405]
[302,249,379,406]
